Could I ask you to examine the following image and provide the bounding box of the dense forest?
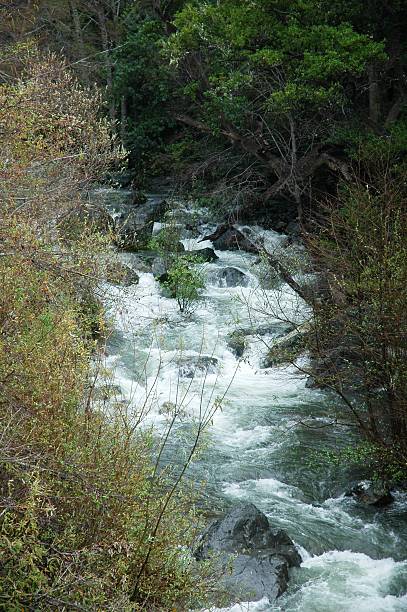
[1,1,407,610]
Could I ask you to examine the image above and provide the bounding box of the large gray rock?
[69,204,115,236]
[152,257,169,283]
[219,267,250,287]
[195,503,301,603]
[227,323,294,359]
[184,247,218,262]
[128,254,153,273]
[263,324,309,368]
[106,262,139,287]
[115,197,168,251]
[200,225,259,253]
[227,330,247,358]
[178,356,219,378]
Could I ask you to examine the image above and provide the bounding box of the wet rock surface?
[106,262,139,287]
[177,356,219,378]
[219,267,250,287]
[152,257,169,283]
[201,225,259,253]
[115,197,168,251]
[195,503,301,603]
[346,481,394,507]
[185,247,218,262]
[262,325,309,368]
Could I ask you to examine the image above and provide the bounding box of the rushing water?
[101,194,407,611]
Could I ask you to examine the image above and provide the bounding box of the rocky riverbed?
[93,186,407,611]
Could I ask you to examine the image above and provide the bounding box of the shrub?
[164,255,205,314]
[0,49,218,611]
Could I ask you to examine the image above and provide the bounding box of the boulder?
[227,330,247,358]
[152,257,169,283]
[200,225,259,253]
[262,324,309,368]
[129,255,153,273]
[346,480,394,507]
[219,267,250,288]
[115,197,168,251]
[184,247,219,262]
[227,323,295,359]
[106,262,139,287]
[286,220,301,237]
[195,503,301,603]
[178,356,219,378]
[73,204,115,235]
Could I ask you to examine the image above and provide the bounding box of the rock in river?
[219,266,250,287]
[195,503,301,603]
[178,356,219,378]
[115,197,168,251]
[106,262,139,287]
[346,480,394,507]
[200,224,259,253]
[184,247,219,262]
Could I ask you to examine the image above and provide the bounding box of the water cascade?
[101,192,407,611]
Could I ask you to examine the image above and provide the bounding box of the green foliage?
[314,441,407,485]
[0,222,216,612]
[308,159,407,468]
[112,12,174,167]
[164,255,205,314]
[0,48,217,611]
[149,221,183,257]
[169,0,384,118]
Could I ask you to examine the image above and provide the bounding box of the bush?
[164,255,205,314]
[307,160,407,476]
[0,49,217,611]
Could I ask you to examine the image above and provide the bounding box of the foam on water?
[277,551,407,612]
[102,199,407,611]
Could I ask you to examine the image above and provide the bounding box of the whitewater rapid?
[102,209,407,611]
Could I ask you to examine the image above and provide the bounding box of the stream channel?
[98,188,407,611]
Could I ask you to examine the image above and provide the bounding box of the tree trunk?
[368,64,381,125]
[69,0,89,84]
[120,95,127,146]
[96,7,116,124]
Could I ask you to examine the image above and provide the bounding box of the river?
[100,191,407,611]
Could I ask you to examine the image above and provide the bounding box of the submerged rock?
[346,480,394,507]
[195,503,301,603]
[177,356,219,378]
[219,267,250,287]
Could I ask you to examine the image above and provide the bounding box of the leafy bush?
[0,49,218,611]
[164,255,205,314]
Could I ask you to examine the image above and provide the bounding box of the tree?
[164,0,385,216]
[304,159,407,477]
